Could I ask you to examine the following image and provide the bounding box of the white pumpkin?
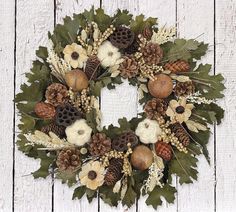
[65,119,92,146]
[135,118,162,144]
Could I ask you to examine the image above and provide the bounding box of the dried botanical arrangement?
[16,8,225,209]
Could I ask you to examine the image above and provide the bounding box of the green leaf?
[112,9,133,27]
[32,152,56,178]
[168,150,198,184]
[56,170,78,187]
[36,46,48,61]
[18,114,36,133]
[94,8,112,32]
[145,184,177,209]
[73,186,86,200]
[86,108,98,133]
[122,177,137,208]
[183,64,225,99]
[86,188,97,203]
[99,185,120,207]
[130,14,157,34]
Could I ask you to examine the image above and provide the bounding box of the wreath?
[16,8,225,209]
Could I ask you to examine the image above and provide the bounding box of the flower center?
[71,51,79,60]
[175,106,185,114]
[78,130,85,135]
[108,51,113,57]
[144,123,149,128]
[88,170,97,180]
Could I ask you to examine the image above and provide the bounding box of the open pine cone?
[41,122,65,138]
[104,158,123,186]
[45,83,69,107]
[56,148,81,172]
[119,56,139,79]
[89,133,111,157]
[164,60,190,73]
[170,123,190,147]
[85,56,100,80]
[174,81,195,97]
[155,141,172,161]
[34,102,56,119]
[144,98,167,119]
[141,42,163,65]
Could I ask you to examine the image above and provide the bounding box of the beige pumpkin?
[65,69,89,92]
[131,145,153,170]
[148,74,173,99]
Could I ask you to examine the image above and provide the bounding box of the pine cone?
[174,81,195,97]
[104,158,123,186]
[55,104,82,127]
[109,26,135,49]
[141,42,163,65]
[119,56,139,79]
[41,122,65,138]
[142,26,153,40]
[89,133,111,157]
[155,141,172,161]
[164,60,190,73]
[85,56,100,80]
[125,39,139,54]
[34,102,56,119]
[112,131,138,152]
[170,123,190,147]
[144,98,167,119]
[45,83,69,107]
[56,148,81,172]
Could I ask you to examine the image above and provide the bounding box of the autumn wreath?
[16,8,225,209]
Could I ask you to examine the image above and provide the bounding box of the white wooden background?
[0,0,236,211]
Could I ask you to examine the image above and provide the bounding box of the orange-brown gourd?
[148,74,173,99]
[131,145,153,170]
[65,69,89,92]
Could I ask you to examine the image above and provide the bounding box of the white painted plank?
[138,0,177,211]
[215,1,236,211]
[176,1,215,212]
[53,1,100,212]
[14,1,54,211]
[101,0,177,211]
[0,0,15,211]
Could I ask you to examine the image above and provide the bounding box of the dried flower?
[79,161,105,190]
[166,98,194,123]
[151,26,176,45]
[185,120,208,132]
[63,43,88,68]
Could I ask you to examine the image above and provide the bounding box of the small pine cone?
[85,56,100,80]
[144,98,167,119]
[104,158,123,186]
[41,122,65,138]
[119,56,139,79]
[89,133,111,157]
[125,39,139,54]
[174,81,195,97]
[45,83,69,107]
[56,148,81,172]
[164,60,190,73]
[142,26,153,40]
[155,141,172,161]
[55,104,83,127]
[34,102,56,119]
[109,26,135,49]
[141,42,163,65]
[170,123,190,147]
[112,131,139,152]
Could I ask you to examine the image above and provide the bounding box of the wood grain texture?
[215,1,236,211]
[14,1,54,211]
[177,1,215,212]
[0,0,15,211]
[53,1,100,212]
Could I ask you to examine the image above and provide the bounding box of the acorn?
[148,74,173,99]
[131,145,153,170]
[65,69,89,92]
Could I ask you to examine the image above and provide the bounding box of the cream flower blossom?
[65,119,92,146]
[63,43,88,68]
[97,41,121,67]
[135,118,162,144]
[79,161,105,190]
[166,98,194,123]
